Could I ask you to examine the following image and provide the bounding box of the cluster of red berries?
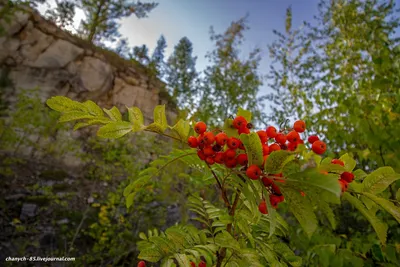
[330,159,355,193]
[191,261,206,267]
[188,116,328,214]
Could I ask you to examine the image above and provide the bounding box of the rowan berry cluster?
[188,116,328,214]
[330,159,355,193]
[191,260,206,267]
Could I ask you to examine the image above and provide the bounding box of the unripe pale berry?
[312,140,327,155]
[194,121,207,134]
[246,165,261,180]
[293,120,306,133]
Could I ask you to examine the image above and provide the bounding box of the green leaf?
[170,119,190,141]
[236,107,252,122]
[146,123,166,133]
[73,118,112,131]
[264,150,295,174]
[138,248,162,262]
[240,132,264,166]
[153,105,168,132]
[139,232,147,240]
[362,192,400,223]
[83,100,103,117]
[353,169,367,181]
[103,107,122,121]
[127,106,144,131]
[97,121,132,138]
[46,96,87,112]
[282,186,318,237]
[396,189,400,202]
[126,192,136,208]
[342,192,388,245]
[215,230,240,251]
[174,254,191,267]
[223,118,239,138]
[339,153,356,172]
[362,167,400,194]
[58,111,94,122]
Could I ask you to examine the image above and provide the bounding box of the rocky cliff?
[0,8,176,124]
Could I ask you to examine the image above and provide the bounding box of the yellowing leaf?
[46,96,87,112]
[339,153,357,172]
[83,100,103,117]
[103,107,122,121]
[153,105,168,132]
[240,132,263,166]
[97,121,132,138]
[126,106,144,131]
[58,111,94,122]
[170,119,191,141]
[236,107,252,122]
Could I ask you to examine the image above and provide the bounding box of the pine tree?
[199,17,265,127]
[45,0,76,30]
[76,0,158,45]
[131,44,150,65]
[150,34,167,79]
[165,37,199,110]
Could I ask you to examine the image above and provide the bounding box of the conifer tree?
[150,34,167,79]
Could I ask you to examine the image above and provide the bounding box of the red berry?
[298,139,304,144]
[312,140,327,155]
[262,177,273,187]
[205,157,215,165]
[198,261,206,267]
[262,155,269,166]
[269,143,281,153]
[197,150,206,161]
[293,120,306,133]
[339,179,348,193]
[300,191,306,197]
[188,136,198,148]
[287,142,298,151]
[286,131,300,143]
[246,165,262,180]
[137,261,146,267]
[257,130,268,143]
[270,194,281,208]
[266,126,278,138]
[203,132,215,145]
[280,143,288,150]
[331,159,345,166]
[236,154,248,166]
[308,135,319,144]
[238,125,250,134]
[225,158,237,168]
[227,137,241,149]
[341,172,354,183]
[258,200,268,214]
[215,132,228,146]
[233,116,248,129]
[271,183,282,195]
[194,121,207,134]
[262,144,270,156]
[239,142,245,150]
[203,146,215,157]
[190,262,196,267]
[224,149,236,159]
[214,152,225,164]
[275,133,287,145]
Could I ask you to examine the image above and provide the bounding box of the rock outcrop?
[0,8,176,124]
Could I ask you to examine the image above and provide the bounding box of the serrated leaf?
[282,186,318,237]
[240,132,264,166]
[237,107,252,122]
[343,192,388,245]
[288,171,341,198]
[353,169,367,180]
[138,248,162,262]
[215,230,240,251]
[127,106,144,131]
[282,160,301,177]
[363,192,400,223]
[83,100,103,116]
[166,227,187,249]
[58,111,94,122]
[97,121,132,138]
[73,117,112,130]
[103,106,122,121]
[362,167,400,194]
[223,118,239,138]
[339,153,356,172]
[319,200,337,229]
[46,96,87,112]
[153,105,168,132]
[264,150,295,174]
[170,119,190,141]
[174,253,191,267]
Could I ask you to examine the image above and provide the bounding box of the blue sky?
[38,0,321,97]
